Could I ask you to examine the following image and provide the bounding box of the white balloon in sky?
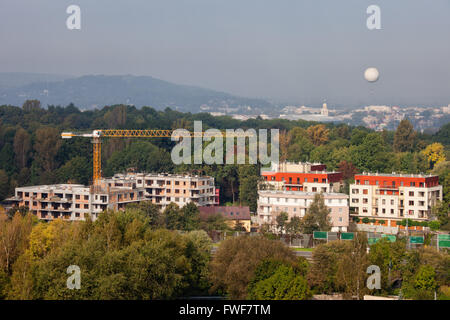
[364,67,379,82]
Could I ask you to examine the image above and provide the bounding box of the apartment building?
[105,173,216,210]
[257,190,349,232]
[8,183,145,221]
[350,173,442,226]
[261,161,343,193]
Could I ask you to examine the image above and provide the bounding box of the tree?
[0,213,34,274]
[238,165,259,212]
[249,264,311,300]
[0,170,9,201]
[393,119,416,152]
[307,124,329,146]
[34,127,62,172]
[301,193,332,234]
[200,213,230,232]
[335,234,369,299]
[22,100,41,112]
[13,128,31,169]
[276,212,288,234]
[337,160,358,180]
[286,216,302,236]
[404,265,437,300]
[421,143,446,169]
[164,203,182,230]
[209,235,296,299]
[57,156,91,185]
[181,202,200,231]
[351,133,390,172]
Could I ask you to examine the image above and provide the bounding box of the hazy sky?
[1,0,450,107]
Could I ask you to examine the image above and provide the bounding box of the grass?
[291,247,313,252]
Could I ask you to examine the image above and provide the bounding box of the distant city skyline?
[1,0,450,107]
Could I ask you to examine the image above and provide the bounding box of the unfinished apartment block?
[7,172,216,221]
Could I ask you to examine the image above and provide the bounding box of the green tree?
[209,235,296,299]
[0,170,9,201]
[276,212,288,234]
[393,119,416,152]
[301,193,331,234]
[249,265,311,300]
[13,127,31,169]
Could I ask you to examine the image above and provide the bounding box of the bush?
[362,217,370,224]
[429,221,441,231]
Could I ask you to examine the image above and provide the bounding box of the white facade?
[257,190,349,232]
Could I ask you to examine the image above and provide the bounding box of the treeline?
[0,206,449,300]
[211,233,450,300]
[0,100,449,216]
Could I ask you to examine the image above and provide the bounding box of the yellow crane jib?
[61,129,255,186]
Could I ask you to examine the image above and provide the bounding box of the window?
[339,208,342,212]
[391,209,394,214]
[363,189,368,195]
[382,199,386,205]
[84,204,89,209]
[391,200,394,205]
[304,178,308,182]
[75,204,80,208]
[339,217,343,222]
[363,198,368,204]
[376,180,379,185]
[410,182,415,187]
[312,187,317,192]
[364,180,369,185]
[352,189,359,194]
[84,195,89,200]
[400,181,404,186]
[409,191,414,197]
[409,201,414,206]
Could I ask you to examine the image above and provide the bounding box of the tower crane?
[61,129,250,186]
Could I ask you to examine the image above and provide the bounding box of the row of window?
[356,180,426,187]
[352,189,426,197]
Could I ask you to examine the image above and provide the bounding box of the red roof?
[198,206,251,221]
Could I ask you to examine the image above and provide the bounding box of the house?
[198,206,251,232]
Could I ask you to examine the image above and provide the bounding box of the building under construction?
[6,173,217,221]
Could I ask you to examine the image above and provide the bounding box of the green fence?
[313,231,327,240]
[381,234,396,242]
[341,232,354,240]
[409,236,424,244]
[438,234,450,248]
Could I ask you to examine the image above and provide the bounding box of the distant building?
[321,103,329,116]
[350,172,442,227]
[261,161,343,193]
[199,206,251,232]
[7,183,145,221]
[110,173,216,210]
[257,190,349,232]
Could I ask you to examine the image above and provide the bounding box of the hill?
[0,73,274,114]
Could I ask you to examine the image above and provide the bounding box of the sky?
[1,0,450,107]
